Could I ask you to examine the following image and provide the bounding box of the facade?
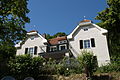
[15,19,110,66]
[40,36,70,59]
[15,30,47,57]
[67,20,110,66]
[47,36,69,52]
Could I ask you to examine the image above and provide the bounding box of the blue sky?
[26,0,107,35]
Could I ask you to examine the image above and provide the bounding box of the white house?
[15,19,110,67]
[67,19,110,66]
[15,30,47,57]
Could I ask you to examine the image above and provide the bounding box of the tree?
[0,0,30,45]
[77,51,98,79]
[0,0,30,77]
[96,0,120,57]
[8,55,45,80]
[53,32,67,38]
[46,32,67,40]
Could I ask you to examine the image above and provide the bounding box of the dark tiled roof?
[48,36,67,45]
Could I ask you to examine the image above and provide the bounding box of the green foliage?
[0,44,16,78]
[97,56,120,73]
[96,0,120,56]
[53,32,67,38]
[58,57,83,76]
[46,32,67,40]
[8,55,45,80]
[42,58,58,75]
[77,51,98,78]
[0,0,30,45]
[6,51,98,79]
[0,0,30,78]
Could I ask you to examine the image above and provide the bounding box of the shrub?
[8,54,45,80]
[77,51,98,78]
[57,57,83,76]
[97,56,120,73]
[42,58,58,75]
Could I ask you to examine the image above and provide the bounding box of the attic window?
[31,36,35,40]
[84,28,88,31]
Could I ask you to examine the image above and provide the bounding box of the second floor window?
[29,48,34,55]
[25,46,38,55]
[80,38,95,49]
[84,40,90,48]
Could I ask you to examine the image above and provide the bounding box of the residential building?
[15,30,47,57]
[40,36,70,60]
[15,19,110,66]
[67,19,110,66]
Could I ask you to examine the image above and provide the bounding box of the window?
[59,40,67,44]
[59,44,67,50]
[84,28,88,31]
[60,45,66,50]
[30,36,35,40]
[80,38,95,49]
[50,46,57,52]
[84,40,90,48]
[29,48,34,55]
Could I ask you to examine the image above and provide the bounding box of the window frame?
[83,39,90,49]
[84,28,88,31]
[29,47,34,55]
[59,44,67,50]
[30,36,35,40]
[80,38,95,49]
[50,46,57,52]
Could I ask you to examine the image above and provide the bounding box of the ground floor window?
[59,44,67,50]
[50,46,57,52]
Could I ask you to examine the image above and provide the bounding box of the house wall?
[69,24,110,66]
[16,35,46,57]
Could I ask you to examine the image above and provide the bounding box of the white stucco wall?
[68,24,110,67]
[16,34,46,57]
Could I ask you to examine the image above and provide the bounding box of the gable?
[15,32,47,48]
[67,23,108,39]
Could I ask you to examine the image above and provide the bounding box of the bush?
[42,58,58,75]
[8,54,45,80]
[57,57,83,76]
[97,56,120,73]
[77,51,98,78]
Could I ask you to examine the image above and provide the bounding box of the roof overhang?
[67,23,108,40]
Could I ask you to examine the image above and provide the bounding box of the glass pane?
[61,46,66,50]
[29,48,34,55]
[84,40,90,48]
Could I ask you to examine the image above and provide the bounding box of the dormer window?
[58,40,67,44]
[31,36,35,40]
[84,28,88,31]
